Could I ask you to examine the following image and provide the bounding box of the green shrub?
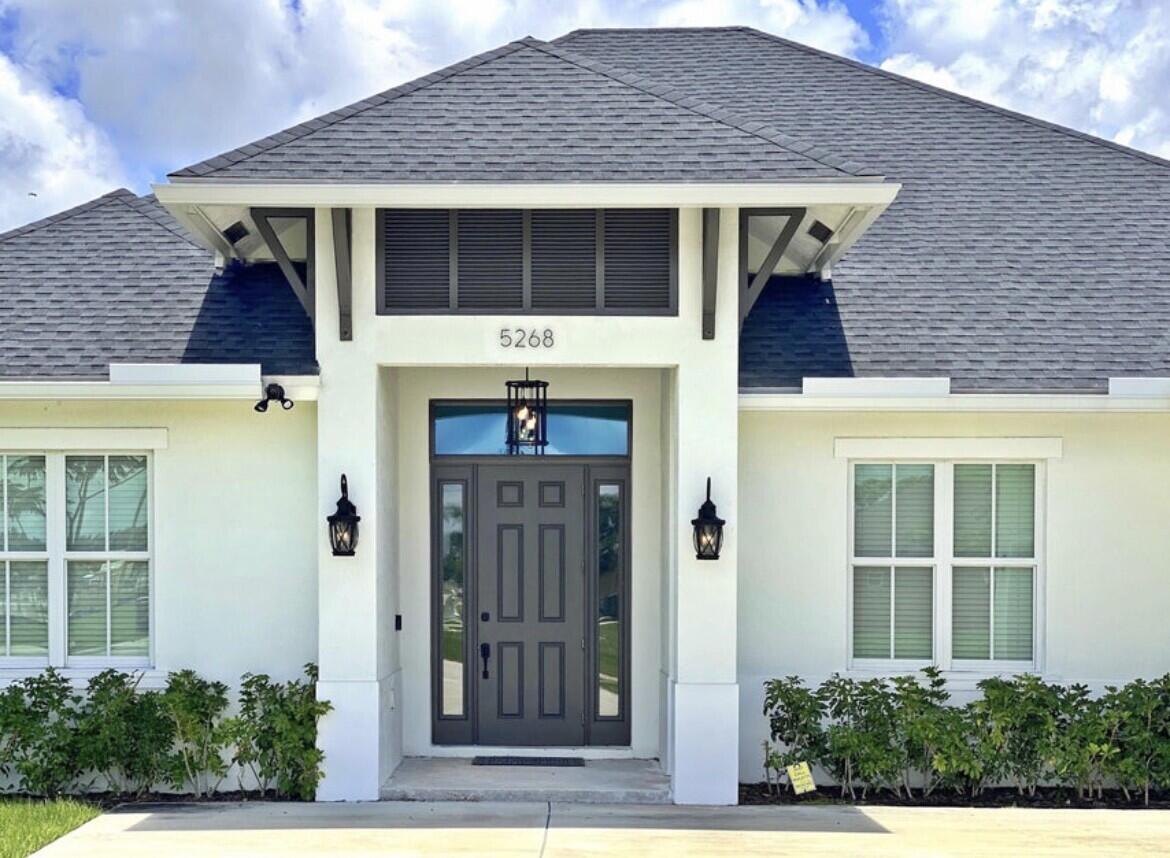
[1102,676,1170,806]
[75,671,174,797]
[762,670,1170,803]
[224,664,332,800]
[761,676,824,793]
[890,667,951,798]
[818,675,902,799]
[0,669,82,797]
[973,674,1062,796]
[160,670,231,798]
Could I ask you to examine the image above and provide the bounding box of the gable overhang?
[154,179,898,210]
[154,181,900,285]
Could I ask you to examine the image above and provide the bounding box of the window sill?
[0,666,165,689]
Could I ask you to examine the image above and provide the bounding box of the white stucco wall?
[737,409,1170,782]
[0,400,318,686]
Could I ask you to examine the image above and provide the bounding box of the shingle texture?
[170,38,866,181]
[559,27,1170,393]
[0,189,316,379]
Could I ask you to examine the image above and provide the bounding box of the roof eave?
[153,179,899,211]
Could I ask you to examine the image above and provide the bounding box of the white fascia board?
[802,377,951,397]
[0,364,269,401]
[1108,377,1170,397]
[109,363,261,386]
[834,436,1063,460]
[739,392,1170,412]
[263,374,321,402]
[0,428,168,450]
[153,181,901,210]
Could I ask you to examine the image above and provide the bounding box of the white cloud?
[654,0,868,56]
[878,0,1170,158]
[0,52,128,232]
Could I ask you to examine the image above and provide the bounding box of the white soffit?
[834,437,1063,460]
[1108,377,1170,397]
[802,377,951,397]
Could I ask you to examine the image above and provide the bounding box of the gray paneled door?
[476,465,586,745]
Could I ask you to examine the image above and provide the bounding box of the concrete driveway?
[34,800,1170,857]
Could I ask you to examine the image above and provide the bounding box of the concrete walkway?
[34,801,1170,857]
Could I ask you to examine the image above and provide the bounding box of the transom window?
[849,460,1040,670]
[0,452,150,669]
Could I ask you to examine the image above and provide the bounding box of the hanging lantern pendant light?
[505,368,549,454]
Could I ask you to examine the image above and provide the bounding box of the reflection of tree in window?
[6,456,46,550]
[597,485,621,716]
[66,456,148,552]
[440,484,465,716]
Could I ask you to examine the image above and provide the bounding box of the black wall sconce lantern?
[327,475,361,556]
[254,383,294,413]
[505,369,549,454]
[692,477,726,560]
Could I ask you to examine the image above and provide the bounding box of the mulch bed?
[739,782,1170,810]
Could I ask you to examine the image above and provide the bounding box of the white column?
[670,207,740,805]
[314,208,395,800]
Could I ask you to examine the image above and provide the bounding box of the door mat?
[472,756,585,767]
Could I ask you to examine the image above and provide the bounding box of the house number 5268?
[499,327,555,349]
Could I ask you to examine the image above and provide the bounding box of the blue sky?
[0,0,1167,231]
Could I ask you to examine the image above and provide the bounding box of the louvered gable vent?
[532,210,597,310]
[604,209,674,310]
[378,208,675,314]
[382,210,450,310]
[457,209,523,310]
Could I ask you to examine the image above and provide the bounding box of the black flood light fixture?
[327,475,361,557]
[692,477,726,560]
[505,369,549,454]
[254,383,294,413]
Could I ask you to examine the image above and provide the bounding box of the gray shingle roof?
[0,189,316,380]
[170,37,870,181]
[558,27,1170,393]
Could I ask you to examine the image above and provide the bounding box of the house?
[2,26,1169,806]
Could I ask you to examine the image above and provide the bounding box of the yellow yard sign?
[786,761,816,795]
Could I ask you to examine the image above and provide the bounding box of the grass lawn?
[0,799,100,858]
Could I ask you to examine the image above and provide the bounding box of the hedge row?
[763,669,1170,805]
[0,664,330,799]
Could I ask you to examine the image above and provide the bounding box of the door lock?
[480,642,491,679]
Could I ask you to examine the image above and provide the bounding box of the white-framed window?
[848,459,1042,672]
[0,452,151,669]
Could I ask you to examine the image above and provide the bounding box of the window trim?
[846,458,1045,674]
[0,449,154,671]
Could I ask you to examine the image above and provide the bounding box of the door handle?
[480,642,491,679]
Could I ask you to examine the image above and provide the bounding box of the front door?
[475,465,586,745]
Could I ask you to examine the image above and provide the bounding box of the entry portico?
[301,204,771,804]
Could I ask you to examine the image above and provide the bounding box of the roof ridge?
[0,188,136,245]
[729,25,1170,172]
[170,40,532,179]
[524,37,872,178]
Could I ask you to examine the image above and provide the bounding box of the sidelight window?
[437,481,467,719]
[595,482,623,719]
